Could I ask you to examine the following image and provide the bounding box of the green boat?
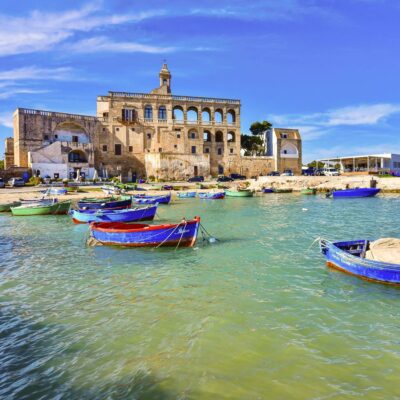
[225,189,254,197]
[301,188,317,195]
[79,196,116,203]
[0,201,22,212]
[273,188,293,193]
[11,200,71,216]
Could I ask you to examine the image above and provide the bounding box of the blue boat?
[177,192,196,198]
[133,194,171,205]
[262,188,274,193]
[71,205,157,224]
[330,188,380,198]
[78,198,132,210]
[198,192,225,200]
[320,239,400,285]
[89,216,201,248]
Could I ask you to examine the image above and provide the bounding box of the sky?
[1,0,400,162]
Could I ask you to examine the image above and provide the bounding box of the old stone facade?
[5,64,301,180]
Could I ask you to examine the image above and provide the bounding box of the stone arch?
[158,105,167,120]
[68,149,87,163]
[188,129,198,139]
[187,106,198,122]
[54,121,88,143]
[173,105,184,121]
[214,109,223,123]
[280,142,298,156]
[202,108,211,123]
[227,131,236,142]
[203,130,211,142]
[227,109,236,124]
[144,105,153,120]
[215,131,223,142]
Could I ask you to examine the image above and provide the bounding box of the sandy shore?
[1,175,400,204]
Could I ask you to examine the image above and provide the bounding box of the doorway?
[194,166,198,176]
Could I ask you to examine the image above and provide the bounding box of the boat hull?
[320,239,400,285]
[78,198,132,210]
[11,200,71,216]
[89,217,200,247]
[262,188,274,193]
[198,192,225,199]
[177,192,196,198]
[332,188,380,198]
[0,201,21,212]
[133,194,171,204]
[71,205,157,224]
[225,190,253,197]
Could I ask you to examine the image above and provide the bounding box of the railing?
[107,91,240,105]
[18,108,100,122]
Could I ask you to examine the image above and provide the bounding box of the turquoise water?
[1,194,400,399]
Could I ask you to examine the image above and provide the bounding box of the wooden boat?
[225,189,253,197]
[78,197,131,210]
[20,198,57,205]
[53,200,72,215]
[89,216,201,248]
[101,186,121,195]
[329,188,380,198]
[198,192,225,199]
[11,200,71,216]
[273,188,293,193]
[301,188,317,195]
[177,192,196,198]
[44,187,68,195]
[320,239,400,285]
[262,188,274,193]
[133,194,171,205]
[71,205,157,224]
[0,201,22,212]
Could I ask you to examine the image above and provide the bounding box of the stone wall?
[4,137,14,169]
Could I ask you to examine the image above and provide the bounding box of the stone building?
[5,64,301,180]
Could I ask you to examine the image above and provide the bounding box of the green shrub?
[28,176,42,186]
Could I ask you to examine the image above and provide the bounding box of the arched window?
[163,79,167,85]
[144,105,153,120]
[68,150,87,163]
[158,106,167,120]
[227,109,236,124]
[202,108,211,123]
[187,107,198,122]
[227,131,235,142]
[173,106,184,121]
[188,130,197,139]
[215,109,223,124]
[203,130,211,142]
[215,131,223,142]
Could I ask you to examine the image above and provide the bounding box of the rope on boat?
[153,222,182,249]
[175,221,188,251]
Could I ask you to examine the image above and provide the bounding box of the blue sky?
[1,0,400,162]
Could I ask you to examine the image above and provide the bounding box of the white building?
[317,153,400,174]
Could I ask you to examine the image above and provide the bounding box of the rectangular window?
[205,148,210,154]
[122,109,135,122]
[218,148,222,155]
[230,148,233,154]
[102,145,107,152]
[177,134,181,139]
[129,146,133,152]
[281,133,288,139]
[54,134,58,139]
[103,112,109,118]
[174,144,177,149]
[72,135,78,143]
[44,135,49,140]
[191,146,196,154]
[115,144,122,156]
[116,127,119,132]
[159,148,162,152]
[147,133,151,139]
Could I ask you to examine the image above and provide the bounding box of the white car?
[323,168,340,176]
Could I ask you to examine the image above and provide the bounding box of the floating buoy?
[302,208,308,212]
[209,237,217,244]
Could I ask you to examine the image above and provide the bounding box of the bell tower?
[159,62,171,93]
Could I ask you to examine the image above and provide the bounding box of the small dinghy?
[328,188,380,198]
[44,187,68,196]
[225,189,253,197]
[78,197,131,210]
[89,216,201,248]
[320,238,400,285]
[133,194,171,205]
[71,205,157,224]
[101,186,121,195]
[177,192,196,198]
[262,188,274,193]
[11,200,71,216]
[198,192,225,200]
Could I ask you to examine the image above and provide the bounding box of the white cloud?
[0,88,50,100]
[67,36,175,54]
[0,2,165,56]
[0,66,74,81]
[0,112,13,128]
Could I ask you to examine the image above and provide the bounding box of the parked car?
[314,169,325,176]
[302,167,315,176]
[217,175,234,182]
[229,173,246,180]
[43,175,52,184]
[0,178,5,188]
[267,171,280,176]
[323,168,340,176]
[8,177,25,187]
[187,176,204,182]
[281,169,294,176]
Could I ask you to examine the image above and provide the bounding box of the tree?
[241,134,264,156]
[249,120,272,136]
